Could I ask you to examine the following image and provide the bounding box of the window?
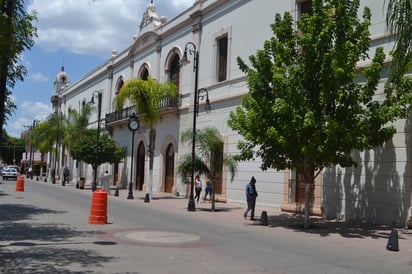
[141,68,149,80]
[299,0,312,17]
[138,63,150,80]
[217,36,228,82]
[213,26,231,84]
[169,54,180,88]
[115,77,124,95]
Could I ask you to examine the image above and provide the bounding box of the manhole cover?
[125,231,200,243]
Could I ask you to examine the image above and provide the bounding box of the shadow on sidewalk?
[198,207,244,213]
[249,212,397,240]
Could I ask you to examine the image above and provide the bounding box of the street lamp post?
[29,119,39,179]
[52,113,60,184]
[181,42,199,212]
[181,42,211,212]
[90,90,102,192]
[127,112,140,199]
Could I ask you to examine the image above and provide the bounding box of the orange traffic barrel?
[88,189,108,224]
[15,175,25,192]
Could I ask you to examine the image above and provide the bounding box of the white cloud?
[31,72,49,82]
[27,0,194,57]
[6,101,51,137]
[20,101,51,118]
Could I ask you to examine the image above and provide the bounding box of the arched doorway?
[135,141,145,191]
[164,144,174,193]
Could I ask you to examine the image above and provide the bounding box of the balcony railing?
[105,95,180,126]
[105,106,136,125]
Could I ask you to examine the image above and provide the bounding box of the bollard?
[260,211,268,226]
[15,175,25,192]
[144,193,150,203]
[88,189,108,224]
[79,177,85,189]
[386,229,399,251]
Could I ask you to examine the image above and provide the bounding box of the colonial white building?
[51,0,411,227]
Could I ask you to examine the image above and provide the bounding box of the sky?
[6,0,194,138]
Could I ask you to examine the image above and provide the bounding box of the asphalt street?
[1,177,411,274]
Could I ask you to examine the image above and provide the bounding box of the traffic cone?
[144,193,150,203]
[15,176,25,192]
[88,189,108,224]
[386,229,399,251]
[260,211,268,226]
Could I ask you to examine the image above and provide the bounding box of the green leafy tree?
[64,104,93,145]
[26,120,51,175]
[0,130,24,165]
[385,0,412,107]
[115,76,178,198]
[69,128,125,177]
[177,126,237,209]
[29,116,61,154]
[385,0,412,78]
[228,0,411,228]
[29,105,94,181]
[30,120,55,155]
[62,105,93,178]
[3,90,16,125]
[28,114,64,181]
[0,0,37,143]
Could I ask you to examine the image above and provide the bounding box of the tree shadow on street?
[252,212,397,240]
[0,203,65,222]
[0,203,119,273]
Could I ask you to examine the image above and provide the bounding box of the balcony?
[105,95,181,127]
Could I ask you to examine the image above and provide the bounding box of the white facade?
[53,0,411,227]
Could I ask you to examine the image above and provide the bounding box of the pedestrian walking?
[101,170,113,194]
[63,167,70,185]
[194,174,202,203]
[203,175,213,201]
[243,176,258,220]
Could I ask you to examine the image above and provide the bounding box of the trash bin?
[79,177,85,189]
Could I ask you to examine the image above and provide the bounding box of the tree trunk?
[0,1,15,144]
[304,182,310,229]
[303,162,314,229]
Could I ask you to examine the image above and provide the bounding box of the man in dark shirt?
[243,176,258,220]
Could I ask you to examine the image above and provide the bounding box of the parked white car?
[2,167,19,180]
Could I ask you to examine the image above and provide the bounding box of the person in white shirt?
[194,174,202,203]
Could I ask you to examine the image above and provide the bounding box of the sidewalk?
[25,177,412,255]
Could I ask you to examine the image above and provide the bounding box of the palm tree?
[64,104,93,144]
[115,76,178,199]
[28,114,64,182]
[385,0,412,80]
[177,126,237,210]
[64,104,93,183]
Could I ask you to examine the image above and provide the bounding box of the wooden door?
[165,144,174,193]
[135,142,145,191]
[295,171,314,204]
